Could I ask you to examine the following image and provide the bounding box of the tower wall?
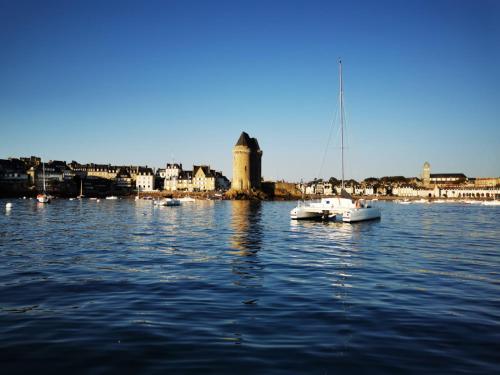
[232,145,251,191]
[250,149,262,189]
[422,162,431,186]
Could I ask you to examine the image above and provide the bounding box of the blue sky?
[1,0,499,181]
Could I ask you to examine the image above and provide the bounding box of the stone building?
[421,161,466,187]
[163,164,229,192]
[231,131,262,191]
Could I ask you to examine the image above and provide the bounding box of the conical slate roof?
[235,132,251,147]
[235,131,260,150]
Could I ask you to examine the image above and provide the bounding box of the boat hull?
[36,194,50,203]
[290,207,324,220]
[154,198,181,207]
[342,207,381,222]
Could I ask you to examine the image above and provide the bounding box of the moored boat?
[179,196,196,202]
[37,163,51,203]
[482,200,500,206]
[77,179,85,199]
[290,60,380,223]
[154,198,181,206]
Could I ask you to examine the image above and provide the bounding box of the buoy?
[96,199,101,202]
[6,202,13,209]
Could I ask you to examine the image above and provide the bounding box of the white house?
[136,172,155,192]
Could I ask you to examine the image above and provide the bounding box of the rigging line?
[317,98,340,179]
[343,99,357,182]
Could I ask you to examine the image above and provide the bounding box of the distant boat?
[105,196,119,200]
[396,199,412,205]
[36,162,51,203]
[179,196,196,202]
[413,199,430,204]
[154,198,181,206]
[462,200,481,204]
[290,60,380,222]
[77,179,85,199]
[482,200,500,206]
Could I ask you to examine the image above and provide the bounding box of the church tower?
[232,132,262,191]
[422,161,431,186]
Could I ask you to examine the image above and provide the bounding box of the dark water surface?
[1,199,499,374]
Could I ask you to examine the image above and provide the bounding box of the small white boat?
[5,202,13,209]
[462,200,481,205]
[105,196,119,200]
[154,198,181,206]
[37,163,51,203]
[482,200,500,206]
[37,193,50,203]
[396,199,412,204]
[413,198,430,204]
[179,196,196,202]
[77,179,84,199]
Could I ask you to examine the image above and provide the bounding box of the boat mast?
[42,162,46,192]
[339,59,345,190]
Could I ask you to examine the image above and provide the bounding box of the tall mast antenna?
[339,59,345,190]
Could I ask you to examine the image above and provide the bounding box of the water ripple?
[0,199,499,374]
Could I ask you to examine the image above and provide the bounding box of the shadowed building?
[232,132,262,191]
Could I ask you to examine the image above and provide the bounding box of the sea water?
[0,199,499,374]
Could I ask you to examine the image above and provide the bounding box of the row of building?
[0,156,230,196]
[298,162,499,199]
[299,179,500,198]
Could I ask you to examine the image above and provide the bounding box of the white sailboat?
[77,179,84,199]
[291,60,381,222]
[36,162,51,203]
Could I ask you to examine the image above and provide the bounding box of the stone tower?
[422,161,431,186]
[232,131,262,191]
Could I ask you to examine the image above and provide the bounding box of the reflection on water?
[290,218,355,242]
[289,215,359,353]
[229,200,263,296]
[230,200,263,253]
